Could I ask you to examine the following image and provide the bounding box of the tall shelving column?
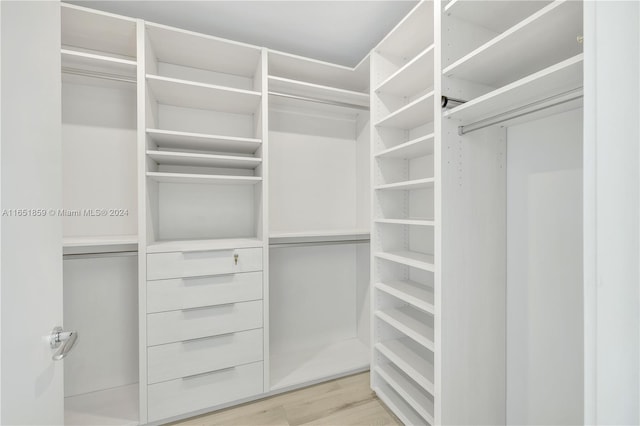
[370,2,436,425]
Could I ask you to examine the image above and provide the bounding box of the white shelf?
[375,218,434,226]
[270,338,369,391]
[444,0,553,34]
[147,151,261,169]
[375,363,434,424]
[147,238,263,254]
[375,178,434,191]
[376,45,435,97]
[376,280,435,314]
[61,49,136,78]
[146,129,262,155]
[375,92,435,129]
[63,235,138,255]
[146,172,262,185]
[146,75,261,114]
[376,134,435,159]
[444,54,583,124]
[270,230,370,245]
[375,251,435,272]
[146,22,261,78]
[376,338,434,395]
[375,383,427,426]
[269,76,369,108]
[61,3,137,59]
[376,1,434,60]
[376,305,435,351]
[443,0,583,87]
[65,383,138,426]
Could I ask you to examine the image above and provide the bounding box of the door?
[1,1,64,424]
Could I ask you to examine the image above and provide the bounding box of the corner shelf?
[268,76,369,108]
[376,280,435,314]
[376,44,435,97]
[146,172,262,185]
[443,0,583,87]
[375,92,435,130]
[146,238,263,254]
[375,305,435,351]
[374,251,434,272]
[375,363,434,424]
[375,178,434,191]
[146,75,261,113]
[146,129,262,155]
[147,151,261,169]
[375,338,434,395]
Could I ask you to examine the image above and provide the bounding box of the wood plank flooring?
[169,372,401,426]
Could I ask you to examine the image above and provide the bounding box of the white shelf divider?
[375,91,435,130]
[146,74,261,113]
[375,178,434,191]
[375,363,434,424]
[376,44,435,97]
[376,280,435,314]
[147,150,261,169]
[146,238,264,254]
[269,230,370,245]
[375,305,435,351]
[375,218,434,226]
[375,251,434,272]
[146,129,262,155]
[376,134,435,159]
[146,172,262,185]
[376,339,434,395]
[268,75,369,108]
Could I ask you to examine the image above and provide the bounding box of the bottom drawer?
[148,361,263,422]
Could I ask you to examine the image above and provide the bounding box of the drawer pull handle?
[181,302,235,312]
[182,366,235,381]
[234,254,239,265]
[181,332,235,344]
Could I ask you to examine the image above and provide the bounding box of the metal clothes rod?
[268,91,369,111]
[458,87,583,135]
[269,239,370,249]
[63,250,138,260]
[62,67,137,84]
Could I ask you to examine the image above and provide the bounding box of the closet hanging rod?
[61,67,137,84]
[268,91,369,111]
[63,250,138,260]
[270,239,370,249]
[458,87,583,135]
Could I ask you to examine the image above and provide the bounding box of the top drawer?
[147,247,262,280]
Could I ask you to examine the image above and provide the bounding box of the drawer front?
[148,361,263,422]
[147,272,262,313]
[148,328,263,384]
[147,247,262,280]
[147,300,263,346]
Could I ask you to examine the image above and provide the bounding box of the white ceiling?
[68,1,418,67]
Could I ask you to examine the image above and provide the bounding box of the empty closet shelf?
[147,129,262,155]
[375,251,434,271]
[375,178,434,191]
[375,44,435,97]
[375,134,434,159]
[376,280,434,314]
[444,0,552,33]
[146,172,262,185]
[374,382,426,426]
[147,238,263,253]
[146,74,261,113]
[268,76,369,108]
[375,92,435,129]
[375,305,434,351]
[375,338,434,395]
[376,1,434,60]
[61,49,136,80]
[442,0,583,87]
[375,363,434,424]
[63,235,138,255]
[147,151,261,169]
[375,218,434,226]
[65,383,138,426]
[269,230,370,245]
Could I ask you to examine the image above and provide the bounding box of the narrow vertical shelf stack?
[141,23,268,423]
[370,2,436,425]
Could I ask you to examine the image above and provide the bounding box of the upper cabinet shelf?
[375,45,435,97]
[146,75,261,114]
[268,76,369,109]
[376,1,434,60]
[443,0,583,87]
[145,23,261,78]
[444,0,552,34]
[61,3,136,60]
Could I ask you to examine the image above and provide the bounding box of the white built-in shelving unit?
[370,1,436,425]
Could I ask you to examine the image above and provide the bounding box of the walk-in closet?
[1,1,639,425]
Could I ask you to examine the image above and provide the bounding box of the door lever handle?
[49,326,78,361]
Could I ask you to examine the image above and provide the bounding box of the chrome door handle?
[49,326,78,361]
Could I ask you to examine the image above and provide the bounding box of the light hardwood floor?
[169,372,401,426]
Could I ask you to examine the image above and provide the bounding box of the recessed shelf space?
[268,76,369,108]
[376,338,434,395]
[61,49,136,80]
[375,382,427,426]
[146,129,262,155]
[376,1,435,61]
[375,251,434,272]
[444,54,583,124]
[146,238,263,253]
[146,172,262,185]
[375,92,435,129]
[376,280,434,314]
[375,363,434,424]
[376,305,434,351]
[147,151,261,170]
[375,134,435,159]
[443,0,583,87]
[65,383,138,426]
[146,75,261,114]
[444,0,553,34]
[376,45,435,97]
[375,178,434,191]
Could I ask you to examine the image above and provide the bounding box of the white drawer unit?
[147,361,264,422]
[147,247,263,280]
[147,328,263,384]
[147,271,263,313]
[147,300,263,346]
